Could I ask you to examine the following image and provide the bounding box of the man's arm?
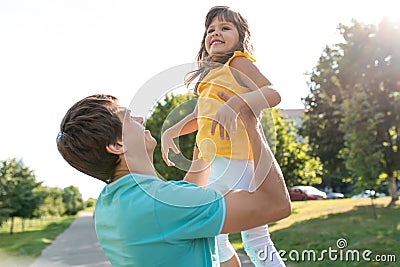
[219,92,291,234]
[183,145,210,187]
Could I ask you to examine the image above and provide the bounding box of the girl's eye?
[207,29,214,34]
[222,27,230,31]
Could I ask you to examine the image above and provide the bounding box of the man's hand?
[210,102,238,140]
[211,91,258,137]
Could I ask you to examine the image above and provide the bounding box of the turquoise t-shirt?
[94,173,226,267]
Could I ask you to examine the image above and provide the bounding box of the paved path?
[238,252,255,267]
[29,211,255,267]
[29,212,111,267]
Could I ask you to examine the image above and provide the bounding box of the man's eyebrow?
[116,107,129,115]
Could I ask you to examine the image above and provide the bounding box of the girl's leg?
[207,157,252,192]
[207,157,253,266]
[216,234,241,267]
[221,254,241,267]
[241,225,285,267]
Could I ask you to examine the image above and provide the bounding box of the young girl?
[161,6,285,267]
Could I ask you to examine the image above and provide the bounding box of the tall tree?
[301,18,400,203]
[300,44,349,182]
[339,18,400,202]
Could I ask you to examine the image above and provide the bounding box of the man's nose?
[133,116,144,125]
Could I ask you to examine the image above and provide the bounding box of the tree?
[62,186,84,215]
[86,198,96,208]
[300,45,349,183]
[35,186,65,217]
[0,158,43,234]
[266,109,323,187]
[0,167,12,226]
[301,18,400,203]
[145,92,197,181]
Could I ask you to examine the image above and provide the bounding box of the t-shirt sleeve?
[153,181,226,240]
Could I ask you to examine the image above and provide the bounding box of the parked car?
[289,186,327,201]
[351,189,386,199]
[326,192,345,199]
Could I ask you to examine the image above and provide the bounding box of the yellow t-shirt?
[196,51,256,161]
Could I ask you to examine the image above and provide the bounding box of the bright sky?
[0,0,398,200]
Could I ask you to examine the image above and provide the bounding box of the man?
[57,92,291,266]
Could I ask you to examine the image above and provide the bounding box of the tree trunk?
[9,216,14,235]
[370,197,377,219]
[388,176,398,204]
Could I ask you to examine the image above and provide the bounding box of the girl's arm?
[230,56,281,109]
[161,105,198,166]
[211,57,281,139]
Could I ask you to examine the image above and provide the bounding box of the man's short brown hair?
[57,94,122,183]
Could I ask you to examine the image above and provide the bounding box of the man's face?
[117,107,157,157]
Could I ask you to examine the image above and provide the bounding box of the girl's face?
[205,16,240,56]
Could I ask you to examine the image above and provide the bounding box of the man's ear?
[106,142,126,155]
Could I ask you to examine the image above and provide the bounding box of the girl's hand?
[161,131,180,166]
[211,96,240,140]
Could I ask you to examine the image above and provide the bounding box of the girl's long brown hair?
[184,6,253,94]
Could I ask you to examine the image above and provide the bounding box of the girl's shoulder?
[228,51,258,76]
[228,51,271,88]
[226,51,256,65]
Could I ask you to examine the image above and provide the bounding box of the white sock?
[216,233,236,263]
[241,225,285,267]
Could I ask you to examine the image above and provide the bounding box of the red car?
[289,186,327,201]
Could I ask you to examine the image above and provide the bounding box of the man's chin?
[146,143,156,160]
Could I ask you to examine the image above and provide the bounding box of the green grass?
[230,197,399,266]
[0,216,76,267]
[1,200,398,267]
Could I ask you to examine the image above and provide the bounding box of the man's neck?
[111,155,157,182]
